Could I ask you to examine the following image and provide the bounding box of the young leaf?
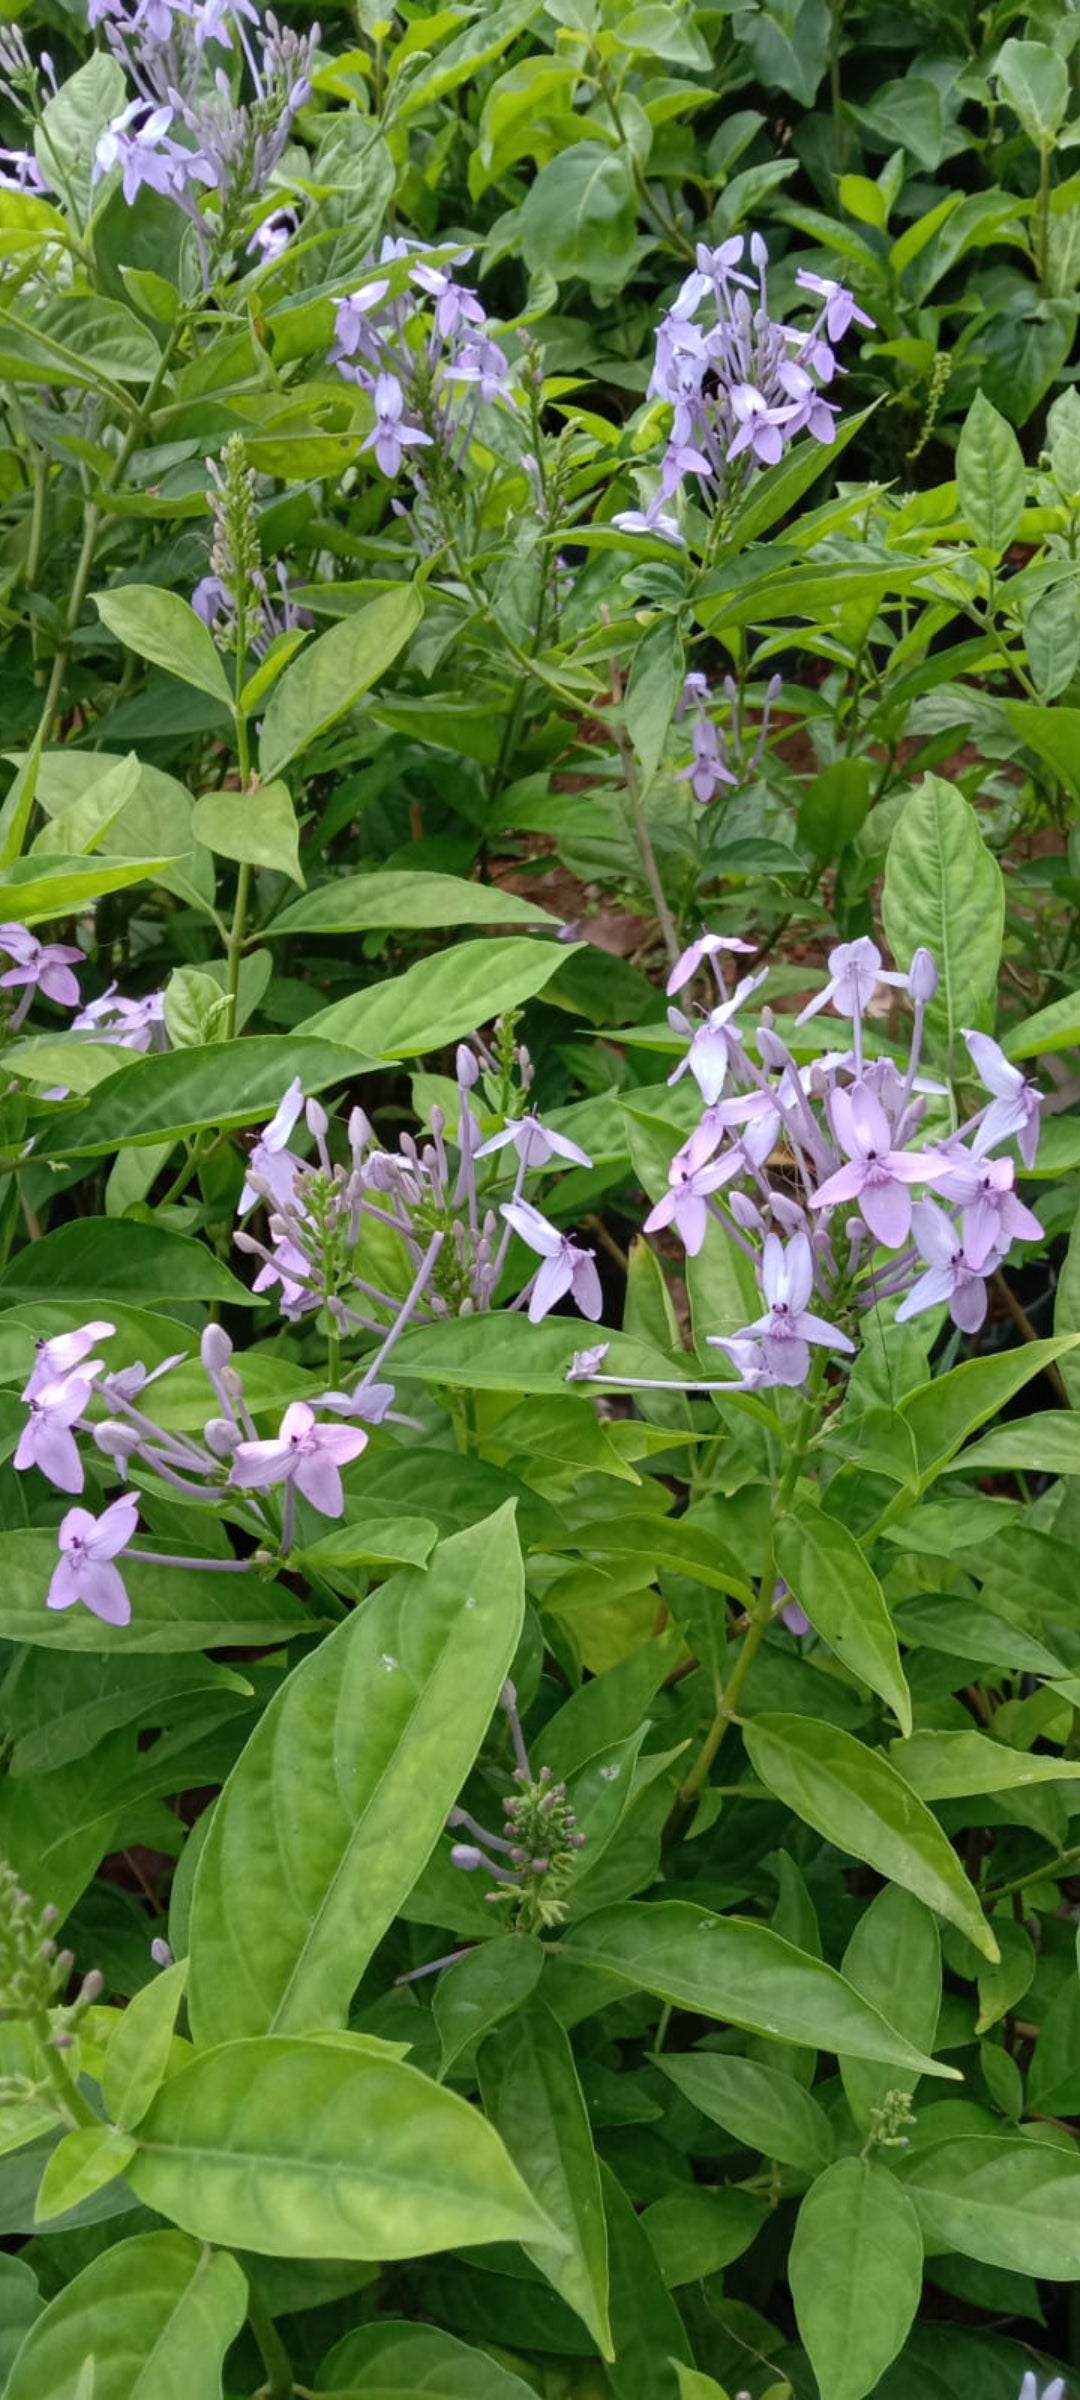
[995,37,1070,145]
[317,2322,538,2396]
[840,1885,942,2135]
[656,2051,835,2177]
[3,2231,246,2400]
[192,780,304,885]
[34,2126,137,2225]
[775,1506,911,1733]
[127,2035,556,2258]
[187,1506,525,2043]
[94,588,234,708]
[257,583,423,778]
[881,774,1004,1073]
[434,1936,545,2077]
[955,391,1026,556]
[101,1960,189,2130]
[898,1339,1080,1486]
[479,2000,613,2356]
[790,2157,923,2400]
[743,1714,999,1961]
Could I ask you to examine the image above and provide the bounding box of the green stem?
[983,1841,1080,1906]
[246,2281,294,2400]
[608,654,680,968]
[32,2018,100,2131]
[1037,138,1052,296]
[224,678,253,1039]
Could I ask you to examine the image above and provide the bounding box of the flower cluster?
[675,669,783,806]
[575,935,1043,1398]
[0,1859,102,2047]
[14,1320,369,1625]
[193,433,309,656]
[234,1032,598,1341]
[615,236,872,539]
[448,1681,586,1933]
[90,0,317,276]
[331,239,515,480]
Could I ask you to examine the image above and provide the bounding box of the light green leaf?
[102,1961,189,2130]
[258,584,423,779]
[951,1411,1080,1478]
[1006,983,1080,1059]
[434,1936,544,2077]
[996,37,1070,145]
[269,868,561,937]
[520,143,637,290]
[3,2230,247,2400]
[656,2051,834,2176]
[36,1037,364,1158]
[480,2000,611,2355]
[1005,700,1080,802]
[625,616,683,792]
[34,2125,137,2225]
[775,1507,911,1734]
[0,1529,306,1653]
[790,2157,923,2400]
[128,2034,555,2258]
[305,936,575,1057]
[192,781,304,885]
[187,1507,524,2042]
[94,588,233,708]
[0,731,42,872]
[0,853,176,925]
[881,774,1004,1072]
[743,1714,998,1960]
[562,1903,959,2077]
[901,2132,1080,2276]
[315,2321,538,2396]
[955,391,1027,555]
[840,1886,941,2142]
[891,1728,1080,1799]
[30,753,141,859]
[898,1339,1080,1486]
[0,1218,254,1308]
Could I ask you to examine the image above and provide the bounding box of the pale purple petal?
[569,1252,604,1320]
[74,1561,131,1626]
[859,1177,911,1248]
[529,1252,575,1322]
[293,1449,347,1516]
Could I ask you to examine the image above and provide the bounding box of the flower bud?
[909,946,938,1003]
[305,1096,328,1141]
[94,1422,140,1461]
[150,1937,174,1969]
[204,1416,241,1459]
[450,1844,485,1872]
[456,1044,479,1089]
[200,1325,233,1374]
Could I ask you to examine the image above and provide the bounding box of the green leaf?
[898,1339,1080,1486]
[656,2051,835,2176]
[94,588,234,708]
[562,1903,959,2077]
[102,1961,189,2130]
[0,853,176,925]
[743,1714,998,1961]
[1023,579,1080,701]
[269,869,561,936]
[775,1507,911,1733]
[0,1529,306,1653]
[790,2157,923,2400]
[953,1411,1080,1478]
[0,731,42,872]
[642,2188,765,2285]
[305,936,575,1056]
[955,391,1027,555]
[1006,981,1080,1058]
[891,1728,1080,1799]
[3,2230,247,2400]
[128,2033,555,2258]
[192,781,304,885]
[434,1936,544,2077]
[612,5,712,66]
[901,2132,1080,2276]
[258,585,422,779]
[733,0,830,106]
[36,1036,364,1158]
[796,757,873,862]
[34,2125,137,2225]
[1006,701,1080,802]
[625,616,683,792]
[881,774,1004,1072]
[187,1507,524,2043]
[840,1886,941,2140]
[0,2256,40,2390]
[520,143,638,290]
[0,295,160,389]
[0,1219,254,1308]
[601,2160,691,2400]
[315,2321,538,2396]
[996,37,1070,144]
[480,2000,612,2356]
[393,0,544,118]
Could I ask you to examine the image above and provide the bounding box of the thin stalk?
[32,2016,99,2131]
[608,655,680,968]
[246,2280,294,2400]
[1037,138,1052,296]
[224,688,253,1038]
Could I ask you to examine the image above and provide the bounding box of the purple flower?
[727,381,799,466]
[796,938,908,1026]
[475,1114,592,1170]
[644,1155,733,1255]
[669,970,767,1107]
[894,1199,992,1335]
[230,1402,368,1518]
[939,1153,1043,1273]
[676,672,711,719]
[22,1321,115,1403]
[15,1374,93,1492]
[811,1082,949,1248]
[247,206,297,262]
[795,270,874,343]
[501,1199,603,1325]
[445,337,512,405]
[964,1030,1044,1170]
[1018,2376,1065,2400]
[410,261,485,339]
[0,924,84,1010]
[705,1333,773,1388]
[239,1077,305,1213]
[73,986,165,1052]
[363,372,433,477]
[676,718,736,805]
[47,1494,139,1627]
[739,1229,854,1386]
[667,932,756,997]
[611,508,683,544]
[334,278,390,358]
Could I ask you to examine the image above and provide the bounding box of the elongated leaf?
[0,1219,254,1307]
[601,2161,690,2400]
[3,2230,246,2400]
[35,1037,365,1158]
[35,2125,136,2224]
[258,584,423,778]
[744,1714,998,1960]
[0,1531,306,1653]
[434,1936,544,2076]
[563,1904,959,2077]
[95,588,233,707]
[891,1728,1080,1800]
[102,1961,189,2130]
[315,2321,537,2396]
[192,781,304,884]
[306,936,575,1057]
[0,853,175,925]
[269,869,561,936]
[1005,701,1080,804]
[955,391,1026,555]
[480,2001,612,2356]
[188,1507,524,2042]
[790,2157,923,2400]
[950,1412,1080,1478]
[0,731,42,872]
[882,774,1004,1073]
[840,1885,942,2134]
[901,2133,1080,2276]
[128,2035,554,2258]
[899,1339,1080,1485]
[775,1507,911,1733]
[657,2051,834,2175]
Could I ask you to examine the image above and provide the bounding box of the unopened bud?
[94,1422,140,1461]
[150,1937,174,1969]
[305,1097,328,1141]
[456,1044,479,1089]
[79,1969,104,2004]
[909,946,938,1003]
[204,1416,241,1459]
[450,1844,484,1872]
[201,1325,233,1373]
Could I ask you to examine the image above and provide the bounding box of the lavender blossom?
[811,1082,949,1248]
[23,1322,116,1403]
[796,938,908,1027]
[964,1030,1044,1170]
[501,1200,602,1325]
[72,987,165,1053]
[736,1230,855,1385]
[0,925,84,1022]
[229,1401,368,1518]
[939,1153,1043,1273]
[47,1494,139,1628]
[676,717,736,805]
[331,244,514,483]
[894,1199,995,1335]
[667,932,756,997]
[476,1114,592,1170]
[14,1375,97,1494]
[644,1154,736,1256]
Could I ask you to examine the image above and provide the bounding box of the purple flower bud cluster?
[575,936,1044,1399]
[234,1049,599,1343]
[675,670,783,806]
[90,0,317,276]
[15,1319,368,1625]
[331,239,515,480]
[614,236,873,540]
[448,1682,586,1933]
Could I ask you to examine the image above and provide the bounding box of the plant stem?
[225,696,253,1039]
[32,2017,100,2131]
[1037,137,1052,296]
[608,654,680,968]
[247,2281,294,2400]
